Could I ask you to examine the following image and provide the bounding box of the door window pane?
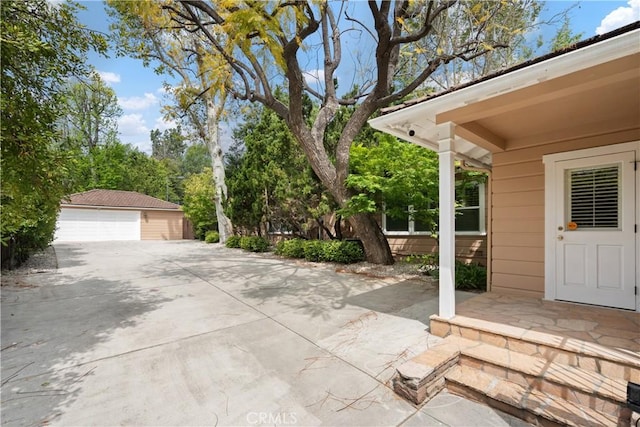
[568,165,619,228]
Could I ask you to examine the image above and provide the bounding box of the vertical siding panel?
[490,134,637,296]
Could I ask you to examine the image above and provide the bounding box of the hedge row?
[275,238,364,264]
[225,235,270,252]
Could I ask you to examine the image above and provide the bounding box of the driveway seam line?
[171,255,401,395]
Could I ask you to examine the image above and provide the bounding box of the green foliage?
[182,169,217,240]
[550,17,583,52]
[275,238,306,259]
[455,262,487,291]
[61,73,122,151]
[239,236,270,252]
[204,230,220,244]
[225,235,241,248]
[182,143,211,177]
[151,127,186,162]
[68,140,171,199]
[321,240,365,264]
[275,239,364,264]
[302,240,325,262]
[429,258,487,292]
[226,98,332,235]
[1,0,106,268]
[346,134,439,235]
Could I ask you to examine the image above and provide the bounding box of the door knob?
[557,236,563,241]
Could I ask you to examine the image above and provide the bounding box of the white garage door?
[55,208,141,241]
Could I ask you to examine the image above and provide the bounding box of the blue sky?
[76,1,639,154]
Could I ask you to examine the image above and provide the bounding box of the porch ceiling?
[369,27,640,167]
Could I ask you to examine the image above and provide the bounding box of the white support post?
[437,123,456,319]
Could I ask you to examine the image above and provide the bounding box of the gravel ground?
[1,246,58,287]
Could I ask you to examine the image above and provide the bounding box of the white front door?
[554,150,636,310]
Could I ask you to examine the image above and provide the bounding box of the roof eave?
[369,27,640,165]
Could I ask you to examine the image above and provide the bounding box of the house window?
[455,181,485,234]
[382,182,485,235]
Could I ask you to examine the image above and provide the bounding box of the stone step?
[430,314,640,383]
[445,364,622,427]
[453,335,628,418]
[393,337,460,404]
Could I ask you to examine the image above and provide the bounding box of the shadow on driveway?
[1,272,171,426]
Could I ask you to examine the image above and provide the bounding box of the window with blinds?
[568,165,620,229]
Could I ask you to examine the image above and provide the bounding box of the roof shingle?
[62,189,180,210]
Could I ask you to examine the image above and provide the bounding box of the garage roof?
[63,189,180,210]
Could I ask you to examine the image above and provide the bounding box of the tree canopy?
[106,0,544,264]
[1,0,107,268]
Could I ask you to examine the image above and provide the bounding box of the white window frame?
[382,182,486,236]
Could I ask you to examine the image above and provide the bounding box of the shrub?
[225,235,241,248]
[322,240,365,264]
[303,240,325,262]
[204,230,220,244]
[275,238,306,259]
[455,262,487,291]
[431,259,487,291]
[239,236,270,252]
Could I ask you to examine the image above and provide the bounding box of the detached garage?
[55,189,186,242]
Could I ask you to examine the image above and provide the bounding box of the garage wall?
[490,128,640,298]
[140,210,184,240]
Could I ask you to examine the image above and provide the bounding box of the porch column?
[437,122,456,319]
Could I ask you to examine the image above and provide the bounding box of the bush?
[303,240,325,262]
[430,259,487,291]
[275,238,306,259]
[204,230,220,244]
[455,262,487,291]
[275,239,366,264]
[225,235,241,248]
[239,236,270,252]
[322,240,365,264]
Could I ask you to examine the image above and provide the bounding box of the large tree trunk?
[205,95,233,243]
[349,212,394,265]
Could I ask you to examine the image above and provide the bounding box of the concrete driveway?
[1,241,526,426]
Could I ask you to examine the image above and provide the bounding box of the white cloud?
[596,0,640,35]
[118,93,159,111]
[97,71,121,85]
[153,116,177,132]
[118,114,149,137]
[118,114,152,153]
[303,69,325,85]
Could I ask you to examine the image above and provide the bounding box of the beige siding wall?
[490,128,640,297]
[386,235,487,264]
[140,210,184,240]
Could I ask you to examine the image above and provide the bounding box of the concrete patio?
[0,241,528,426]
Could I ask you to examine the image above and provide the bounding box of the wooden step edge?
[456,339,627,404]
[430,315,640,371]
[445,365,626,427]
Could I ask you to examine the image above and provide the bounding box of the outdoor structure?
[55,189,187,241]
[369,22,640,425]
